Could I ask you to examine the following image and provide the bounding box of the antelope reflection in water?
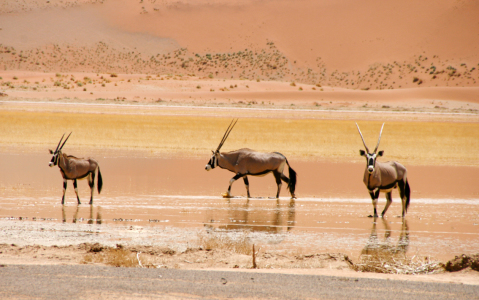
[360,218,409,259]
[62,205,102,225]
[205,199,296,235]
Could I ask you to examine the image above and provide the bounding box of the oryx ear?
[49,149,54,154]
[377,150,384,156]
[359,150,366,156]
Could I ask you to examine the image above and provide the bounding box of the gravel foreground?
[1,264,478,300]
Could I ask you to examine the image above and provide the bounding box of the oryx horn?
[55,133,66,153]
[59,132,72,151]
[373,123,385,154]
[216,119,238,151]
[355,123,370,153]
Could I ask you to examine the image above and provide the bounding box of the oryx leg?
[61,179,67,205]
[280,173,290,185]
[273,171,282,198]
[381,192,393,217]
[369,189,380,218]
[89,172,95,205]
[243,176,251,198]
[224,173,243,198]
[73,179,81,205]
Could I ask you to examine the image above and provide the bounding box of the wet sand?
[1,153,478,262]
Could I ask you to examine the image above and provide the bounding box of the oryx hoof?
[221,192,232,198]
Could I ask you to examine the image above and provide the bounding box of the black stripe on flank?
[380,181,398,190]
[248,170,274,176]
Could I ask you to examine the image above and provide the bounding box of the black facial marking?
[50,151,61,166]
[208,155,216,168]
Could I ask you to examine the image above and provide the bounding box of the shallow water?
[0,194,478,261]
[0,152,478,261]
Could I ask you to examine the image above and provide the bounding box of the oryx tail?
[405,181,410,210]
[285,158,297,197]
[402,180,410,212]
[275,152,296,197]
[97,166,103,194]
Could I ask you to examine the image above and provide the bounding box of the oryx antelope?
[49,133,103,205]
[356,123,410,218]
[205,119,297,199]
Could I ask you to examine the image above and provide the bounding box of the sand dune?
[1,0,478,90]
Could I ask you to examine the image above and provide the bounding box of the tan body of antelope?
[356,123,410,218]
[205,119,297,199]
[49,133,103,205]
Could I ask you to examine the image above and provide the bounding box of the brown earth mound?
[444,254,479,272]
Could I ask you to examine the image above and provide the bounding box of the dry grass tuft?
[352,252,443,275]
[197,231,252,255]
[81,244,139,267]
[102,248,139,267]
